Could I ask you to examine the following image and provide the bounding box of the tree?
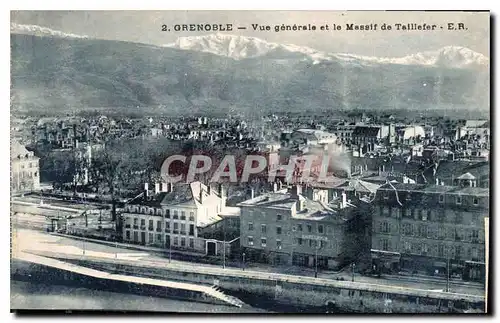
[40,150,76,191]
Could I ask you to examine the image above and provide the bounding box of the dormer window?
[439,195,444,203]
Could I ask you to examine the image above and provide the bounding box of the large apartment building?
[121,181,232,256]
[371,182,489,282]
[238,185,372,270]
[11,140,40,192]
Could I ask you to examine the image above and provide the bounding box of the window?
[277,214,282,221]
[165,209,170,218]
[157,221,162,232]
[318,224,324,234]
[439,195,444,203]
[423,210,430,221]
[148,233,154,243]
[181,237,186,247]
[180,223,186,234]
[125,230,130,240]
[298,224,303,232]
[248,222,254,231]
[165,222,170,231]
[422,243,428,255]
[404,241,411,252]
[320,240,326,249]
[307,224,312,233]
[276,239,282,250]
[189,238,194,248]
[381,239,389,251]
[471,230,479,243]
[157,234,162,242]
[473,198,479,205]
[189,212,195,221]
[173,222,179,234]
[181,211,186,220]
[454,245,462,259]
[248,236,254,246]
[148,220,154,231]
[276,226,282,235]
[261,224,267,234]
[298,238,303,245]
[140,219,146,229]
[173,210,178,219]
[309,239,317,248]
[438,244,445,257]
[380,221,390,233]
[261,238,267,247]
[189,224,195,236]
[456,196,462,205]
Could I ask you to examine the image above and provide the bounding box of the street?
[11,220,485,297]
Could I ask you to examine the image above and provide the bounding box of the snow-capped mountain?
[165,33,488,69]
[163,33,334,62]
[10,23,90,40]
[338,46,489,69]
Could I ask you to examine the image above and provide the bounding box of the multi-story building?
[238,185,372,270]
[371,182,488,282]
[121,181,231,256]
[11,140,40,192]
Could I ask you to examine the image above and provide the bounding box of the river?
[11,280,270,313]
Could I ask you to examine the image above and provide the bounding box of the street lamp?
[446,257,450,292]
[242,252,246,271]
[315,245,319,278]
[222,220,226,269]
[169,236,172,263]
[351,263,356,282]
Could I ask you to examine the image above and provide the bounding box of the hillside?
[10,33,490,116]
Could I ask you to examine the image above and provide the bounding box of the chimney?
[199,183,204,204]
[341,191,347,209]
[304,186,314,200]
[144,183,149,197]
[296,197,305,212]
[208,185,212,195]
[291,184,302,198]
[155,183,160,195]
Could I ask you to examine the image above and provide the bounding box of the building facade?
[371,183,488,282]
[11,141,40,192]
[238,185,372,270]
[121,182,232,256]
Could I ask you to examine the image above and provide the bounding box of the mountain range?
[164,33,489,69]
[10,24,490,115]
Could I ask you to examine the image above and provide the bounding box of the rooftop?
[238,191,354,222]
[378,182,489,197]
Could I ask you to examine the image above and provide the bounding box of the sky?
[10,10,490,57]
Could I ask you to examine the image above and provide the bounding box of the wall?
[70,258,484,313]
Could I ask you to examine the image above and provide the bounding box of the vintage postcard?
[10,10,490,314]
